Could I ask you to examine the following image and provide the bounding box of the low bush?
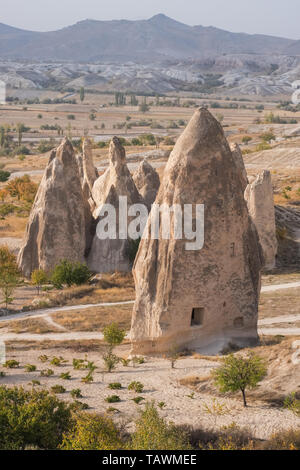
[108,383,122,390]
[60,412,123,450]
[128,381,144,394]
[105,395,121,403]
[0,386,72,450]
[51,385,66,394]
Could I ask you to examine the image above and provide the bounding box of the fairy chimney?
[88,137,144,273]
[130,108,263,355]
[18,138,86,277]
[133,160,160,210]
[245,170,277,270]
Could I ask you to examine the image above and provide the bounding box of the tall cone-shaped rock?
[130,108,263,355]
[245,170,277,270]
[80,139,98,254]
[230,143,248,191]
[88,137,144,273]
[17,138,86,277]
[82,138,98,203]
[133,159,160,210]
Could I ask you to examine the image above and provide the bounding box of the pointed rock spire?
[245,170,277,270]
[130,108,263,355]
[133,159,160,210]
[88,137,144,273]
[17,138,87,277]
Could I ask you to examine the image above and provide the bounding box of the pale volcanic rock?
[88,137,144,273]
[230,143,249,191]
[133,159,160,210]
[17,138,86,277]
[245,170,278,270]
[82,138,98,200]
[81,139,99,252]
[130,108,263,355]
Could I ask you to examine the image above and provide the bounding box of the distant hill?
[0,14,297,62]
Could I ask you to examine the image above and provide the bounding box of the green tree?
[0,246,20,309]
[103,323,126,348]
[139,103,150,113]
[31,269,48,295]
[79,87,85,103]
[212,353,267,407]
[51,260,91,288]
[16,123,26,147]
[102,323,126,373]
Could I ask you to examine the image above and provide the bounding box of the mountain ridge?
[0,15,298,62]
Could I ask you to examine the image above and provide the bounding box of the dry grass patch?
[6,339,108,353]
[259,287,300,319]
[179,375,211,387]
[1,317,56,334]
[52,304,133,331]
[0,215,28,237]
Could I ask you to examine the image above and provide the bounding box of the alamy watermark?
[95,197,205,251]
[0,80,6,105]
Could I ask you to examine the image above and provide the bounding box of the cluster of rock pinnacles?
[18,108,277,354]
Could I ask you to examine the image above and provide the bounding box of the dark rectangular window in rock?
[191,308,204,326]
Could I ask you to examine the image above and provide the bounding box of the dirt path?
[261,281,300,292]
[0,300,135,323]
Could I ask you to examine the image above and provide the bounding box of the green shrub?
[38,355,48,363]
[50,356,65,366]
[105,395,121,403]
[0,170,10,182]
[284,392,300,417]
[128,381,144,394]
[0,386,72,449]
[129,402,191,450]
[73,358,85,370]
[25,364,36,373]
[40,369,54,377]
[60,372,71,380]
[60,412,123,450]
[51,260,91,288]
[3,360,19,369]
[51,385,66,394]
[81,372,94,384]
[70,388,83,399]
[132,396,145,404]
[103,351,119,373]
[69,401,89,411]
[0,204,15,218]
[108,383,122,390]
[265,429,300,450]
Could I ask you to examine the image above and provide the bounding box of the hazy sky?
[1,0,300,39]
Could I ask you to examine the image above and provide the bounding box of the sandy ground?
[0,349,299,440]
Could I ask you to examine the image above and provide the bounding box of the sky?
[1,0,300,39]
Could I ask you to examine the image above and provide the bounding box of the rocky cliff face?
[245,170,278,270]
[130,108,263,355]
[17,138,86,277]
